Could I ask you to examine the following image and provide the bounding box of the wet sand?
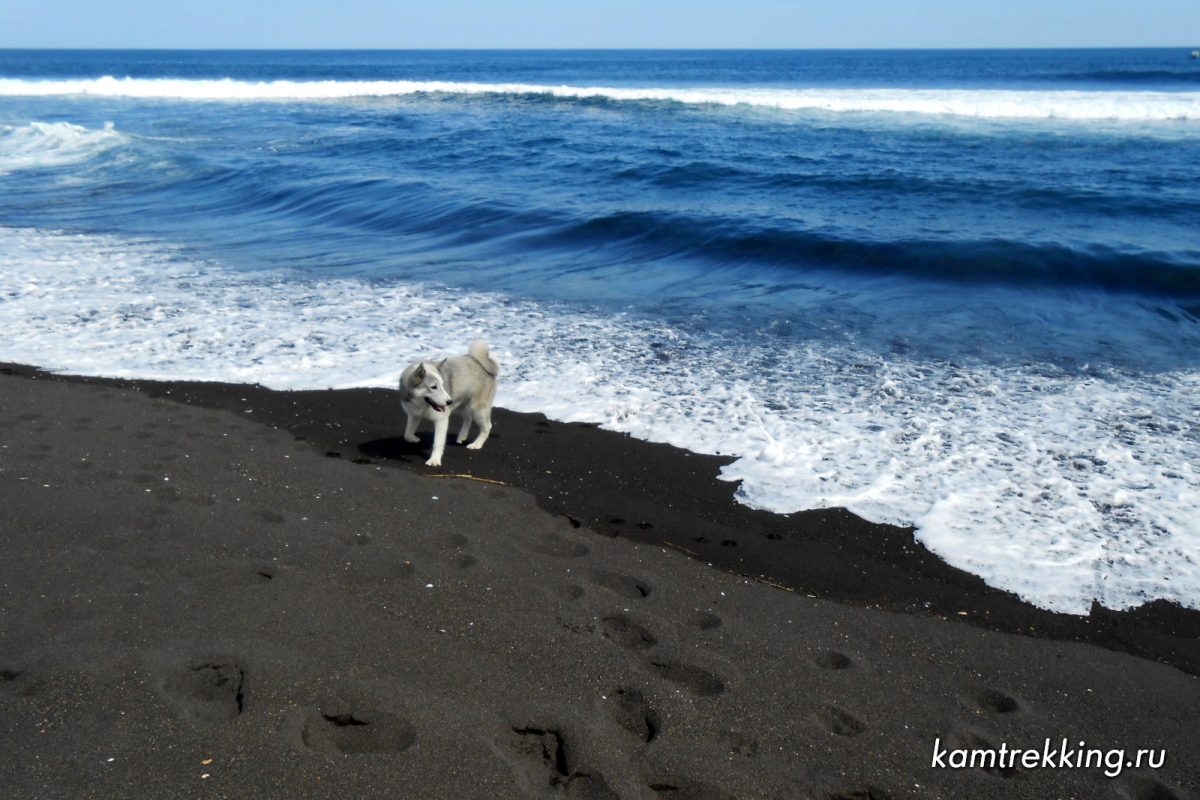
[0,364,1196,799]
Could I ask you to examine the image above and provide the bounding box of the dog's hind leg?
[456,412,473,444]
[403,411,420,444]
[465,407,491,450]
[426,415,449,467]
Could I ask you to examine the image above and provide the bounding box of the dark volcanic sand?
[6,363,1195,675]
[1,365,1197,799]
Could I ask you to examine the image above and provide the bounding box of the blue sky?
[2,0,1198,49]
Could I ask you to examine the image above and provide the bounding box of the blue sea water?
[1,49,1199,613]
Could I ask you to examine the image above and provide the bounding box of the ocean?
[1,48,1198,615]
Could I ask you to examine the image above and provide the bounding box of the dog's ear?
[411,364,426,383]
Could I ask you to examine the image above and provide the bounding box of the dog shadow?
[359,437,424,463]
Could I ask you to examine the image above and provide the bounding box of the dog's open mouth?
[424,397,446,413]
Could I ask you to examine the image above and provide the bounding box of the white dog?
[399,341,499,467]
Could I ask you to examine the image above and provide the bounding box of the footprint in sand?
[602,687,660,744]
[587,569,652,599]
[162,659,245,721]
[974,688,1020,714]
[525,532,591,559]
[815,705,866,737]
[506,725,618,799]
[599,615,657,651]
[812,650,853,670]
[647,659,725,697]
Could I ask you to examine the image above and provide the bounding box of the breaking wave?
[3,76,1200,122]
[0,120,124,175]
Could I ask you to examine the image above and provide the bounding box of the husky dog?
[399,341,499,467]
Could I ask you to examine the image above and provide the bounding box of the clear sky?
[1,0,1198,50]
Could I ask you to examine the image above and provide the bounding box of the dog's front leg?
[403,411,420,444]
[426,415,449,467]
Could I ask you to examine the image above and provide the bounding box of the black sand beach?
[1,364,1197,799]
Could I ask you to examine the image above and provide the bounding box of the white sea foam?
[1,76,1199,122]
[1,226,1197,614]
[0,121,125,175]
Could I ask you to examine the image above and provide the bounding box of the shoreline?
[4,361,1197,676]
[1,363,1197,798]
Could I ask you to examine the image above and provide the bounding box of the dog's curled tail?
[469,340,499,377]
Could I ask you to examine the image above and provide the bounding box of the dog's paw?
[456,435,469,444]
[425,456,442,467]
[466,442,484,451]
[404,434,420,444]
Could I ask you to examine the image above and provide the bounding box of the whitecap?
[1,76,1198,123]
[0,120,125,175]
